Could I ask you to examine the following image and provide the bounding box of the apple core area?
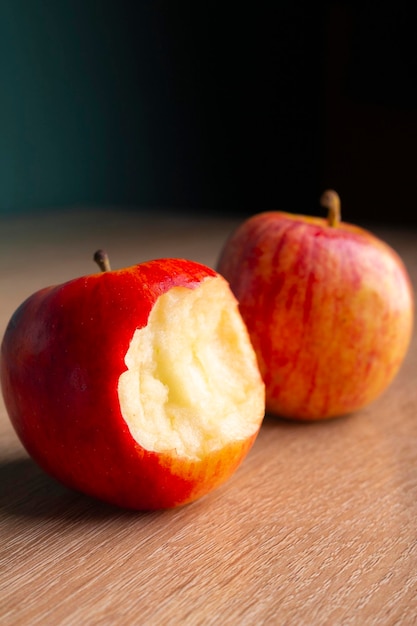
[117,276,265,460]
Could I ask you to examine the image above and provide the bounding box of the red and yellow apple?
[0,253,265,509]
[217,190,414,420]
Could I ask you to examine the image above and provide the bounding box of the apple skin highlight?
[1,258,264,509]
[217,203,414,420]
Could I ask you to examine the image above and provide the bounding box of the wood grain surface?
[1,208,416,625]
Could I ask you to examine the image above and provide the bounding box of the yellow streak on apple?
[118,276,265,460]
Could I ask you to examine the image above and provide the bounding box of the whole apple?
[1,252,265,509]
[217,190,414,420]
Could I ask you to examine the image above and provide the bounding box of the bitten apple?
[217,190,414,420]
[0,252,265,509]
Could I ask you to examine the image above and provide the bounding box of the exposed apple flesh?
[118,276,263,459]
[1,257,265,509]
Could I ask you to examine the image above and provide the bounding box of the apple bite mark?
[118,275,265,461]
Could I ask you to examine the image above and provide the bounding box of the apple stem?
[320,189,341,227]
[94,249,111,272]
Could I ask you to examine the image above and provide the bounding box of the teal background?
[0,1,154,213]
[1,2,416,222]
[0,2,325,216]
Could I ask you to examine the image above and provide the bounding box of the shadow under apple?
[0,456,158,521]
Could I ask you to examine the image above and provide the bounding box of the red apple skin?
[0,259,259,510]
[217,211,414,420]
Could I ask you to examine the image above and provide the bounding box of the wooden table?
[1,208,416,625]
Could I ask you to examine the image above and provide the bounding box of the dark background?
[1,1,416,223]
